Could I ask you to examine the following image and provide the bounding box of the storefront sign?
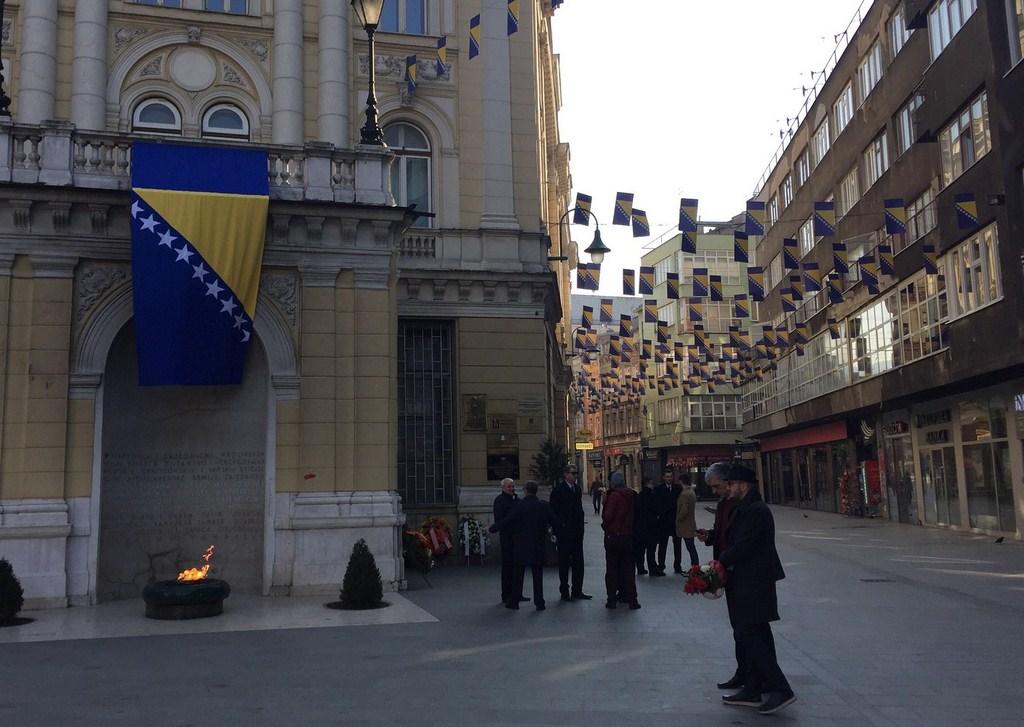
[915,410,951,428]
[574,442,594,451]
[882,421,909,436]
[588,452,603,464]
[925,429,950,445]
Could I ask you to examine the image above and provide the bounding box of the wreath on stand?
[420,517,454,559]
[457,516,489,560]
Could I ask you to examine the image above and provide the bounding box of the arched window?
[201,104,250,139]
[384,122,431,228]
[378,0,427,35]
[132,98,182,134]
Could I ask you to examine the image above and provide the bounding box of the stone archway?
[95,321,269,601]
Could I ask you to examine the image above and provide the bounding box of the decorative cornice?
[31,252,79,279]
[298,264,341,288]
[354,269,391,290]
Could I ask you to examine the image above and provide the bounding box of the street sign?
[574,442,594,450]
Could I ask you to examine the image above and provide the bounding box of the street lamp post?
[548,206,610,264]
[0,0,12,116]
[351,0,385,145]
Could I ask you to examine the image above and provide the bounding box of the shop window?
[379,0,427,34]
[384,122,432,228]
[939,90,991,187]
[132,98,182,134]
[960,398,1014,531]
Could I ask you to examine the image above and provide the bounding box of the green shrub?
[339,539,384,609]
[0,558,25,626]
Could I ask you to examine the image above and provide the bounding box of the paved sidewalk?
[2,506,1023,726]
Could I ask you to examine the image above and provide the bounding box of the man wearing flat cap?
[718,464,796,716]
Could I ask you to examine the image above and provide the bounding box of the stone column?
[317,0,350,147]
[70,0,109,131]
[479,0,519,230]
[272,0,305,145]
[16,0,59,125]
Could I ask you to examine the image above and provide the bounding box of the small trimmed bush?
[339,539,384,609]
[0,558,25,626]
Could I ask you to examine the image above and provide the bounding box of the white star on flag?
[220,297,238,315]
[241,329,251,343]
[174,245,194,264]
[205,279,224,298]
[233,313,246,329]
[158,229,177,248]
[139,215,159,233]
[192,263,209,281]
[131,201,143,219]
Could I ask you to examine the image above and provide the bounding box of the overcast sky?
[551,0,868,293]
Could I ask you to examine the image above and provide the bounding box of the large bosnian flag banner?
[130,143,269,385]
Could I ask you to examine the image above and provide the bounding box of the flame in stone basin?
[177,545,215,582]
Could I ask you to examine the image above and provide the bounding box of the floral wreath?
[420,516,454,557]
[457,515,489,556]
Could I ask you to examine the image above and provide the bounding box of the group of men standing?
[633,467,700,577]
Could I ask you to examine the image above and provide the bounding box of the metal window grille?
[398,320,456,506]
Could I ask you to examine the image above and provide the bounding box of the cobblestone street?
[3,506,1023,726]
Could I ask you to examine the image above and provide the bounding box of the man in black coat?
[548,464,592,601]
[718,464,796,716]
[651,467,676,576]
[489,480,561,610]
[633,477,657,575]
[493,477,527,607]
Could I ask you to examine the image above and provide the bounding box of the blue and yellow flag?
[657,320,669,344]
[789,274,803,300]
[406,55,418,95]
[574,193,592,225]
[884,198,906,235]
[469,15,481,59]
[678,198,698,232]
[878,244,895,277]
[436,36,448,76]
[729,325,743,350]
[644,299,658,323]
[814,201,836,236]
[693,325,709,355]
[692,267,709,297]
[827,273,844,305]
[620,314,633,339]
[688,298,704,323]
[832,242,849,274]
[733,294,750,319]
[588,262,601,290]
[581,305,593,329]
[613,192,634,225]
[609,335,621,357]
[923,244,938,275]
[631,209,650,238]
[793,321,809,345]
[622,268,635,295]
[802,262,822,292]
[745,200,766,236]
[599,298,613,323]
[585,330,597,351]
[666,272,680,300]
[639,266,655,294]
[507,0,519,35]
[130,143,269,385]
[642,339,652,360]
[783,238,799,270]
[734,231,749,263]
[681,230,698,254]
[747,267,765,301]
[954,193,978,230]
[674,341,686,361]
[828,317,841,340]
[762,325,777,348]
[710,275,723,302]
[781,289,796,313]
[859,256,880,294]
[576,266,589,290]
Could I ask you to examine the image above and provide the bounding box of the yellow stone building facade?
[0,0,571,607]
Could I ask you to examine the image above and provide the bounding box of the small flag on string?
[802,262,822,292]
[729,325,743,350]
[644,299,658,323]
[507,0,519,35]
[585,331,597,351]
[745,200,766,236]
[827,273,844,305]
[828,317,841,339]
[469,15,481,59]
[688,298,704,323]
[694,325,709,355]
[789,274,803,300]
[954,193,978,230]
[599,298,613,323]
[609,336,620,357]
[879,244,895,277]
[642,340,652,360]
[674,341,686,361]
[814,201,836,236]
[747,267,765,301]
[763,325,777,348]
[631,209,650,238]
[619,314,633,339]
[588,262,601,290]
[613,192,634,225]
[693,268,709,297]
[832,242,849,274]
[666,272,680,300]
[406,55,418,95]
[639,266,655,295]
[581,305,593,329]
[622,268,635,295]
[681,230,698,254]
[782,289,796,313]
[783,238,799,270]
[710,275,723,302]
[733,294,750,318]
[923,245,938,275]
[678,198,698,232]
[573,193,592,225]
[436,36,448,77]
[576,266,589,289]
[859,255,880,294]
[884,198,907,235]
[734,231,749,263]
[793,321,809,345]
[657,320,669,344]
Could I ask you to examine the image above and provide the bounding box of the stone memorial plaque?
[97,325,268,601]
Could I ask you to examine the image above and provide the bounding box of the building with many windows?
[0,0,572,607]
[743,0,1024,538]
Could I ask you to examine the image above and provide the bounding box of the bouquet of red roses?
[683,560,727,599]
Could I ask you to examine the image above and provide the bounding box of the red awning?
[758,420,847,452]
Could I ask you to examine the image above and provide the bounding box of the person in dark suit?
[548,464,591,601]
[493,478,527,607]
[719,464,796,716]
[489,480,561,611]
[633,477,657,575]
[651,467,676,576]
[696,460,745,691]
